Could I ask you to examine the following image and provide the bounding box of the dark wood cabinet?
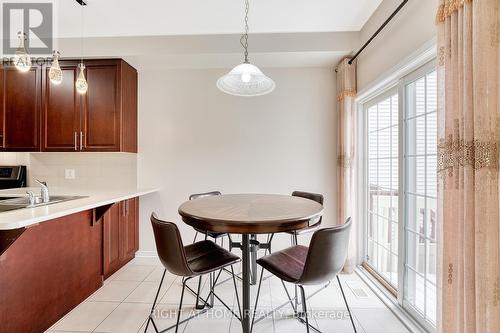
[83,62,121,151]
[0,64,41,151]
[0,58,137,152]
[41,60,81,151]
[103,203,122,278]
[0,210,102,333]
[103,198,139,278]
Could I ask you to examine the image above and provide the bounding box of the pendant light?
[76,0,88,94]
[14,32,31,72]
[217,0,275,97]
[49,51,63,84]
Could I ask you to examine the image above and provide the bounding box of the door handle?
[74,132,78,151]
[80,131,84,151]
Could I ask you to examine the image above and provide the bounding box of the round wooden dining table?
[178,193,323,333]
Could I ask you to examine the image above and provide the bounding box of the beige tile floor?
[45,257,412,333]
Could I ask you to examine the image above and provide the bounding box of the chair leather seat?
[185,240,240,275]
[285,221,321,236]
[193,227,226,239]
[256,245,308,283]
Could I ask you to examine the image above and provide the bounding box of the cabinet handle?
[74,132,78,151]
[80,131,84,151]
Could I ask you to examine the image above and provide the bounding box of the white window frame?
[354,39,437,333]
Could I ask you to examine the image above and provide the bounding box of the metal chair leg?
[194,275,204,310]
[250,267,265,333]
[173,278,191,333]
[144,268,166,333]
[298,286,310,333]
[280,280,298,314]
[337,275,357,333]
[231,265,242,319]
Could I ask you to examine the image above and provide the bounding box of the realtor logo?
[2,2,53,55]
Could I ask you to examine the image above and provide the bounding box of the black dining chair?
[190,191,228,244]
[252,218,356,333]
[286,191,324,245]
[264,191,323,257]
[145,213,242,333]
[189,191,237,309]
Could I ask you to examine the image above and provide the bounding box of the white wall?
[137,67,337,254]
[357,0,437,91]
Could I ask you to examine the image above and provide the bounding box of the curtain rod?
[348,0,409,65]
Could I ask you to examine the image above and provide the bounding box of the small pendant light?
[49,50,63,85]
[14,32,31,72]
[75,63,88,94]
[76,0,88,94]
[217,0,275,96]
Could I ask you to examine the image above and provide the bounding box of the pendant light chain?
[240,0,250,63]
[80,3,84,64]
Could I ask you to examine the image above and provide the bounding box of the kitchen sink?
[0,195,87,213]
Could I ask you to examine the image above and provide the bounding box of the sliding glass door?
[363,60,437,331]
[403,65,437,329]
[366,90,399,290]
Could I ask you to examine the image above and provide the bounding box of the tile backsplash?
[0,152,137,190]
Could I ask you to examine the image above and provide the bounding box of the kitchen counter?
[0,187,157,230]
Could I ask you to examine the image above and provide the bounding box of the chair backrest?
[150,213,193,277]
[189,191,222,201]
[292,191,324,223]
[298,218,352,285]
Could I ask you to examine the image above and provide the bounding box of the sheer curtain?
[436,0,499,331]
[336,58,357,272]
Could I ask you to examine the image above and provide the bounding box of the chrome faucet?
[26,190,36,206]
[35,179,50,203]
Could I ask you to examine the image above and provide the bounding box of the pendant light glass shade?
[49,51,63,85]
[75,63,88,94]
[217,63,275,97]
[14,32,31,72]
[217,0,275,97]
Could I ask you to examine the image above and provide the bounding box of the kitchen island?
[0,187,157,333]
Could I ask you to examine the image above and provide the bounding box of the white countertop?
[0,187,158,230]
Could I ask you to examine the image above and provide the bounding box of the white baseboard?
[135,250,158,258]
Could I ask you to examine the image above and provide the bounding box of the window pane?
[415,78,426,115]
[407,231,425,277]
[391,95,399,126]
[407,194,425,233]
[378,99,391,129]
[378,128,391,158]
[405,267,425,315]
[368,133,378,159]
[426,282,437,325]
[365,92,399,289]
[404,69,438,327]
[407,116,426,155]
[368,105,378,132]
[407,156,426,195]
[426,71,437,112]
[426,198,437,240]
[427,112,437,154]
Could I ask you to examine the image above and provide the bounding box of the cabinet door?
[103,203,121,278]
[41,62,81,151]
[119,198,137,262]
[1,65,41,151]
[82,62,120,151]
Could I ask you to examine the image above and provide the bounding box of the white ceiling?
[57,0,382,38]
[53,0,382,69]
